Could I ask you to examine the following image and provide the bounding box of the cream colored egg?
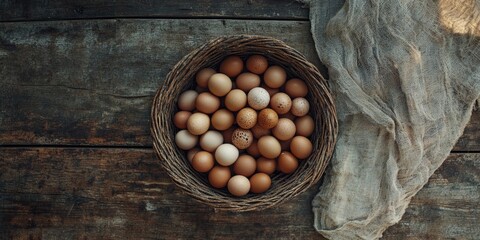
[187,112,210,135]
[215,143,239,166]
[228,175,251,197]
[200,130,224,152]
[175,130,198,150]
[247,87,270,110]
[291,97,310,117]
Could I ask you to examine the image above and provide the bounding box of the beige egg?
[247,87,270,110]
[295,115,314,137]
[291,97,310,117]
[199,130,224,152]
[215,143,239,166]
[196,92,220,114]
[211,109,235,131]
[272,118,296,141]
[196,68,216,88]
[251,124,271,138]
[208,73,232,97]
[231,128,254,149]
[257,136,281,159]
[225,89,247,112]
[285,78,308,98]
[219,55,244,78]
[187,112,210,135]
[236,72,261,92]
[175,130,198,150]
[270,92,292,114]
[246,55,268,74]
[257,108,278,129]
[290,136,313,159]
[173,111,192,129]
[178,90,198,111]
[236,108,257,129]
[264,65,287,88]
[228,175,251,196]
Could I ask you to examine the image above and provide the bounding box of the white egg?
[247,87,270,110]
[175,130,198,150]
[215,143,239,166]
[200,130,224,152]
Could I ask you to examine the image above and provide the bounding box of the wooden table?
[1,1,478,239]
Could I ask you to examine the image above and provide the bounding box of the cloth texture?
[308,0,480,239]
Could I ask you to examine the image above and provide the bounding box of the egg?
[187,147,200,163]
[208,166,232,188]
[178,90,198,111]
[232,128,254,149]
[199,130,223,152]
[272,118,296,141]
[291,97,310,117]
[236,107,257,129]
[191,151,215,173]
[215,143,239,166]
[270,92,292,114]
[175,130,198,150]
[246,55,268,74]
[222,126,235,143]
[173,111,192,129]
[261,83,280,97]
[249,173,271,193]
[211,109,235,130]
[196,92,220,114]
[227,175,251,197]
[277,151,299,174]
[246,139,260,157]
[258,108,278,129]
[290,136,313,159]
[285,78,308,98]
[225,89,247,112]
[257,136,281,159]
[248,87,270,110]
[208,73,232,97]
[256,157,276,175]
[236,72,261,92]
[219,55,244,77]
[196,68,216,88]
[251,124,271,138]
[264,66,287,88]
[233,155,256,177]
[295,115,314,137]
[187,112,210,135]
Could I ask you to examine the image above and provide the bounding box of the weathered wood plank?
[0,19,320,147]
[0,0,309,22]
[453,109,480,152]
[0,148,478,239]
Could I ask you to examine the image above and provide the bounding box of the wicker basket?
[151,35,337,212]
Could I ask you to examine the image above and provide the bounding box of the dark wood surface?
[0,1,478,239]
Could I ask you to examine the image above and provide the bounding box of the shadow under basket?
[151,35,338,212]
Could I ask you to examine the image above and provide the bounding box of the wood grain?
[0,148,478,239]
[0,0,309,22]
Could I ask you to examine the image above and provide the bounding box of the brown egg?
[291,97,310,117]
[233,155,256,177]
[295,115,314,137]
[270,92,292,114]
[236,73,261,92]
[178,90,198,111]
[257,136,281,159]
[285,78,308,98]
[196,92,220,114]
[196,68,216,88]
[187,112,210,135]
[261,83,280,97]
[279,112,296,121]
[246,139,260,157]
[264,66,287,88]
[187,147,200,163]
[277,151,299,174]
[173,111,192,129]
[258,108,279,129]
[191,151,215,173]
[208,166,231,188]
[232,128,254,149]
[225,89,247,112]
[236,108,257,129]
[228,175,251,196]
[211,109,235,131]
[251,124,271,139]
[272,118,296,141]
[256,157,276,175]
[290,136,313,159]
[222,126,235,143]
[249,173,272,193]
[246,55,268,74]
[219,55,244,78]
[279,139,292,151]
[208,73,232,97]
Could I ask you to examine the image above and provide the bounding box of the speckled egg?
[231,128,254,150]
[236,108,257,129]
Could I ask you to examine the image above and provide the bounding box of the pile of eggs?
[174,55,314,197]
